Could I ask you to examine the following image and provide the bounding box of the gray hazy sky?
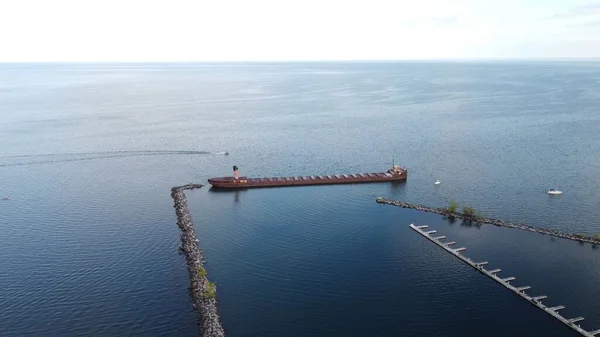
[1,0,600,62]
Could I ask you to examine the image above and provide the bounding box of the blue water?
[1,62,600,336]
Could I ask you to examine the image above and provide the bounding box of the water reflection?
[460,219,483,229]
[389,180,406,193]
[208,187,244,203]
[443,215,457,225]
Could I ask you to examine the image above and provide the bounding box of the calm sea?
[1,62,599,336]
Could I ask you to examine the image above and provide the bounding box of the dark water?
[1,62,600,336]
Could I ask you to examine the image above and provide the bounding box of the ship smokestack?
[233,165,239,180]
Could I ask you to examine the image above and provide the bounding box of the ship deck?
[208,170,407,189]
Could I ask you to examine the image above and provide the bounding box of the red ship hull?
[208,168,407,189]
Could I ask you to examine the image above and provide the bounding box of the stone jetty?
[171,184,225,337]
[377,197,600,246]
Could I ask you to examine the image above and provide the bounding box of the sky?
[1,0,600,62]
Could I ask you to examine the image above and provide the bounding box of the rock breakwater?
[376,197,600,246]
[171,184,225,337]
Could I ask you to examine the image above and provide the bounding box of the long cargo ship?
[207,165,407,189]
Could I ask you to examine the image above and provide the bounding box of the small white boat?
[215,151,229,155]
[434,180,441,185]
[547,189,562,195]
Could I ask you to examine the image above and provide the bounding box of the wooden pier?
[409,224,599,337]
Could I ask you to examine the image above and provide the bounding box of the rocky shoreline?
[171,184,225,337]
[376,197,600,245]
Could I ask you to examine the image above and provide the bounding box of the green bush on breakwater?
[204,281,217,300]
[462,206,475,217]
[447,200,458,213]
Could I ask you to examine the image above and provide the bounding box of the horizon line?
[1,57,600,64]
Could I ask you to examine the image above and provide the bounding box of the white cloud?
[0,0,599,61]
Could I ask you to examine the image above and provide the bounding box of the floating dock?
[208,165,407,189]
[409,224,598,337]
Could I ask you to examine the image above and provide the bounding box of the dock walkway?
[409,224,598,337]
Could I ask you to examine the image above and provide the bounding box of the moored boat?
[208,165,407,189]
